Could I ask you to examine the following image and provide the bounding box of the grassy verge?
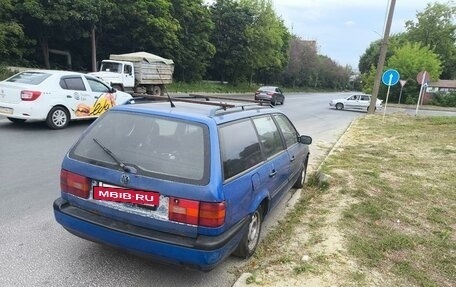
[239,114,456,286]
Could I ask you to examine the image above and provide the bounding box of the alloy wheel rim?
[53,110,67,127]
[247,211,260,251]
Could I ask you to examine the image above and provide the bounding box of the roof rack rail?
[132,93,273,115]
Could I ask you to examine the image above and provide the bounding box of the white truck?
[90,51,174,96]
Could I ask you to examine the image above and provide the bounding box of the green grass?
[239,114,455,286]
[327,115,456,286]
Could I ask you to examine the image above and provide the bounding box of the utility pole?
[368,0,396,114]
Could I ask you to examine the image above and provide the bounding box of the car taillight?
[21,90,42,101]
[169,197,226,227]
[267,92,274,96]
[199,202,226,227]
[60,169,90,199]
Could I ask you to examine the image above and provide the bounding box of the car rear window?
[7,72,51,85]
[69,111,210,185]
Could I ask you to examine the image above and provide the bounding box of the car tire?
[335,103,344,110]
[281,97,285,105]
[232,206,263,259]
[7,117,26,124]
[293,157,308,188]
[152,85,162,96]
[46,106,70,130]
[271,97,276,106]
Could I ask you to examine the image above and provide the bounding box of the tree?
[405,2,456,79]
[387,42,442,103]
[241,0,290,85]
[96,0,180,61]
[208,0,254,83]
[284,37,318,87]
[0,0,27,64]
[358,33,408,74]
[13,0,113,69]
[170,0,215,82]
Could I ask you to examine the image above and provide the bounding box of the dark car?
[53,97,312,271]
[254,86,285,105]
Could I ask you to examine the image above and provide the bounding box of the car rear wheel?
[271,97,276,106]
[232,206,263,258]
[7,117,26,124]
[46,106,70,129]
[281,97,285,105]
[335,103,344,110]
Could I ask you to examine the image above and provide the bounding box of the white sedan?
[329,94,382,111]
[0,70,134,129]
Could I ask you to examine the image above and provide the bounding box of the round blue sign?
[382,69,400,86]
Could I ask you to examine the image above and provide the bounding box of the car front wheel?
[232,207,263,258]
[46,106,70,129]
[335,103,344,110]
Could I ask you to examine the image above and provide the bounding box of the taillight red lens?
[168,197,226,227]
[21,90,42,101]
[60,169,90,199]
[199,202,226,227]
[169,197,199,225]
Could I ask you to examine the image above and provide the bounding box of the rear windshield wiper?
[92,138,137,174]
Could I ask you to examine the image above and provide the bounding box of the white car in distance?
[329,94,382,111]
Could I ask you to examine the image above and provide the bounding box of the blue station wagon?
[53,97,312,271]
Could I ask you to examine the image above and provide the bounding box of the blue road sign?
[382,69,400,86]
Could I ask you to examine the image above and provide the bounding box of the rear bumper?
[53,198,248,271]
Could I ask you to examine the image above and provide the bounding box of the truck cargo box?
[109,52,174,85]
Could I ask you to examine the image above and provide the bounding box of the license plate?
[0,106,13,114]
[93,183,159,206]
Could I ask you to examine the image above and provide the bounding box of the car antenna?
[156,68,175,108]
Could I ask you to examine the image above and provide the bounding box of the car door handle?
[94,95,100,99]
[290,155,295,162]
[66,95,72,98]
[269,170,277,177]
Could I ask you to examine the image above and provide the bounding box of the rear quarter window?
[219,119,263,180]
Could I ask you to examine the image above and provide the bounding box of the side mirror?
[109,87,116,93]
[298,135,312,145]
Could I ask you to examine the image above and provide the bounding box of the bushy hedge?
[429,92,456,107]
[0,66,16,81]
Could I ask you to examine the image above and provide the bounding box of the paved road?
[2,92,451,287]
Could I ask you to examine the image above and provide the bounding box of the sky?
[271,0,448,70]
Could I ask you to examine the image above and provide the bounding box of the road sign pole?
[383,82,392,121]
[415,71,427,116]
[398,86,404,104]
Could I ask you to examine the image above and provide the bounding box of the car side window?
[252,115,284,158]
[86,77,110,93]
[274,114,298,148]
[361,95,370,101]
[60,76,86,91]
[219,119,263,180]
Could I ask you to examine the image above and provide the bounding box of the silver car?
[254,86,285,106]
[329,94,382,111]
